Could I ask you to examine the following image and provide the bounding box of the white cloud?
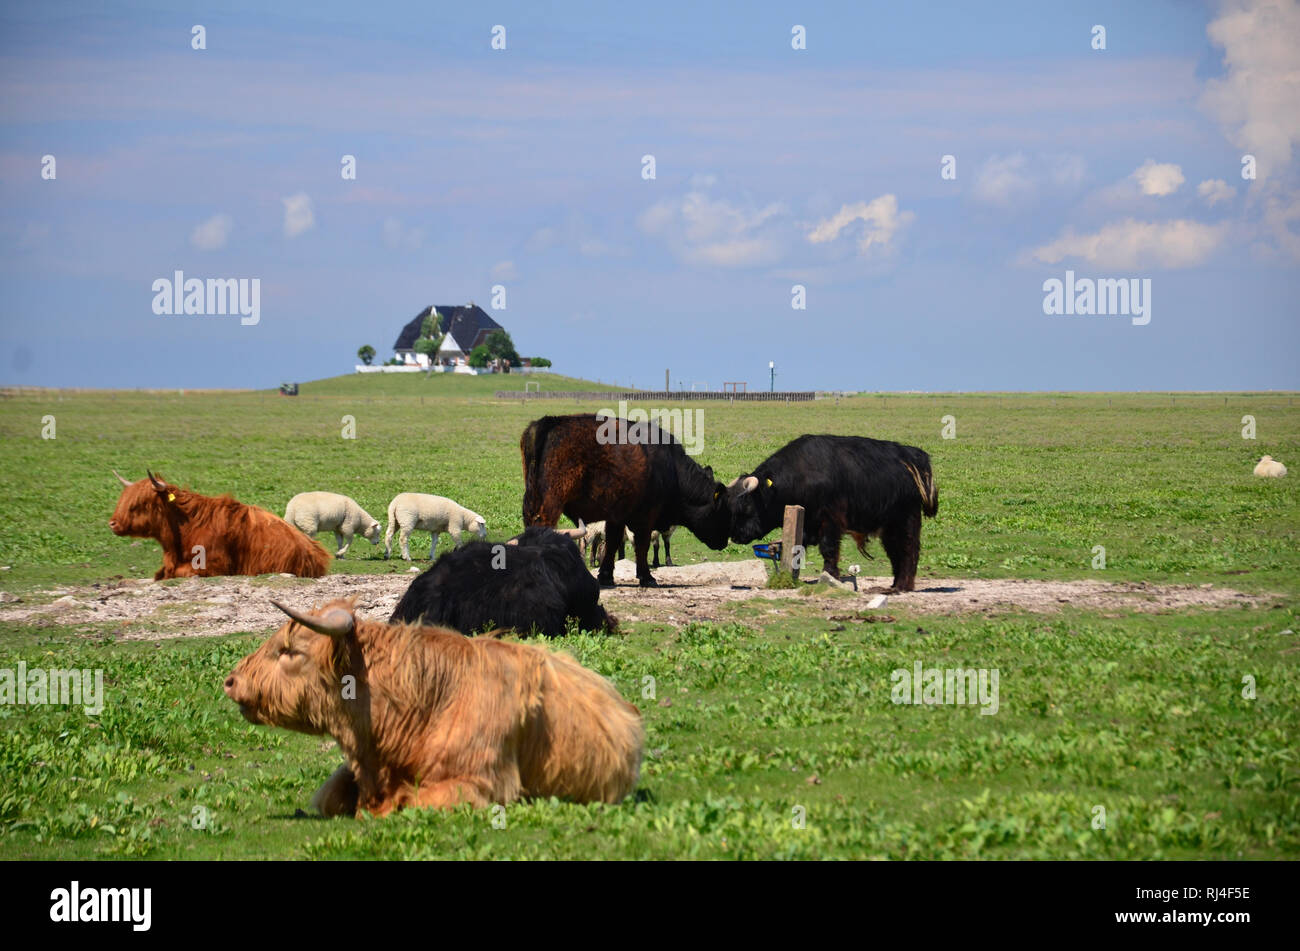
[971,153,1088,205]
[972,154,1033,205]
[1197,178,1237,205]
[638,190,785,268]
[1200,0,1300,182]
[490,260,517,280]
[1030,218,1225,269]
[806,194,912,255]
[190,213,232,250]
[1133,159,1185,197]
[382,216,423,250]
[282,192,314,238]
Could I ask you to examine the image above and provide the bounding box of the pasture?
[0,376,1297,859]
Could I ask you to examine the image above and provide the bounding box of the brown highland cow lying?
[109,470,330,580]
[224,599,644,816]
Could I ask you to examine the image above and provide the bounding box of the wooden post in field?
[780,504,804,580]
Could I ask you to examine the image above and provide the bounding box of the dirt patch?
[603,561,1264,625]
[0,559,1267,641]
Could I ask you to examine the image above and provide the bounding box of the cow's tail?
[520,416,563,524]
[902,458,939,518]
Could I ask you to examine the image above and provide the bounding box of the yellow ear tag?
[765,478,773,487]
[167,493,176,501]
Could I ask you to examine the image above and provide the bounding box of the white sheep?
[284,491,382,557]
[384,493,487,561]
[1254,455,1288,478]
[578,520,676,568]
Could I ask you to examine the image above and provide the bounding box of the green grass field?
[0,375,1297,858]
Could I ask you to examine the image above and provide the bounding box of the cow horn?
[556,527,587,539]
[270,600,354,638]
[146,469,166,490]
[111,469,132,487]
[506,537,519,546]
[741,476,759,493]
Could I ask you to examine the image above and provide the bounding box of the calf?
[109,470,330,580]
[390,526,613,637]
[521,414,730,587]
[726,435,939,592]
[224,598,643,816]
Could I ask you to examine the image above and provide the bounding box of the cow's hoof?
[638,575,659,588]
[665,559,675,567]
[598,575,616,588]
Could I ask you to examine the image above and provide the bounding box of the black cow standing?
[389,527,614,637]
[726,435,939,592]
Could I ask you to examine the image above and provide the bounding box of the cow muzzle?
[223,673,258,721]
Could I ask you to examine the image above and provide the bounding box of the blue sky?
[1,0,1297,390]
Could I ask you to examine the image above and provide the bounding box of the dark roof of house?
[394,304,504,353]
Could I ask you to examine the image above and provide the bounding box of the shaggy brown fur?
[223,599,644,816]
[109,471,330,580]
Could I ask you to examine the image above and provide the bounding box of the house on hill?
[393,303,503,369]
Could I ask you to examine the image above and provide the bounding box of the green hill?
[287,370,633,399]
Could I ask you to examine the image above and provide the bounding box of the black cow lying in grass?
[726,434,939,592]
[389,526,615,637]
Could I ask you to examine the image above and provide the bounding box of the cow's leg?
[650,533,660,569]
[384,521,395,559]
[597,521,625,587]
[663,532,674,567]
[632,527,656,587]
[310,763,360,817]
[816,523,843,580]
[400,527,413,561]
[334,530,350,557]
[881,510,922,592]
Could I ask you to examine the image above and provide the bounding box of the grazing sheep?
[1254,455,1288,478]
[579,521,675,569]
[385,493,487,561]
[284,492,382,557]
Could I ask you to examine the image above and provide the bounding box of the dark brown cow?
[520,414,730,587]
[109,470,330,579]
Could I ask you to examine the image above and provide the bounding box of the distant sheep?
[284,492,382,557]
[1254,455,1288,478]
[385,493,487,561]
[580,521,676,569]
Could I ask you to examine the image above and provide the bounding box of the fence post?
[780,505,804,580]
